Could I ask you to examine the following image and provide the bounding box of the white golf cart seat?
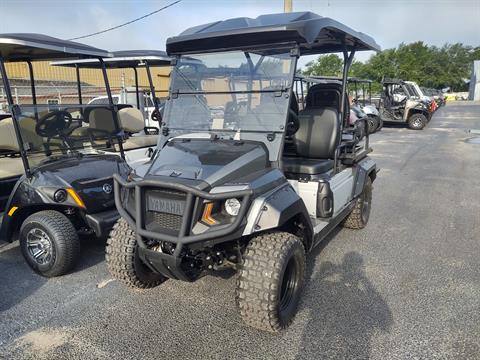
[0,117,26,178]
[282,107,340,175]
[117,107,158,150]
[87,107,157,150]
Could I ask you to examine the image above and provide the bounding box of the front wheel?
[106,218,167,288]
[236,232,305,333]
[408,113,427,130]
[20,210,80,277]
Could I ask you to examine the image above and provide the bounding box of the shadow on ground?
[295,231,393,359]
[0,236,106,312]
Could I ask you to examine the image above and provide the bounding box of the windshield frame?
[0,57,124,177]
[158,49,298,162]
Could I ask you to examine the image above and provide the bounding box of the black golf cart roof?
[166,12,380,55]
[50,50,172,68]
[0,33,110,62]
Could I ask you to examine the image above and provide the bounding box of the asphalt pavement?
[1,102,479,360]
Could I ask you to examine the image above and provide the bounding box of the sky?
[0,0,479,68]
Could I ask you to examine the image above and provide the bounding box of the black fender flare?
[244,184,313,249]
[352,157,376,199]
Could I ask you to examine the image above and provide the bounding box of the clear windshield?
[0,103,123,171]
[160,51,295,161]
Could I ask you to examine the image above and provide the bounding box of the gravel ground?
[1,102,479,360]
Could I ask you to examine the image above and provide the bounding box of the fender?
[0,177,85,242]
[352,156,376,198]
[243,183,312,238]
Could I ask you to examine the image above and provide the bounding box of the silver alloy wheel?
[26,228,53,265]
[412,117,423,128]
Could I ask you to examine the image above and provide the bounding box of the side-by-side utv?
[106,12,380,332]
[51,51,172,169]
[379,78,431,130]
[0,34,132,276]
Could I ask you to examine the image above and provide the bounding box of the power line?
[67,0,181,41]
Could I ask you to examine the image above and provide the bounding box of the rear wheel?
[106,218,166,288]
[343,176,373,229]
[366,115,379,133]
[236,231,305,333]
[20,210,79,277]
[376,116,383,131]
[408,113,427,130]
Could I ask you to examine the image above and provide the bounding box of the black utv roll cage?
[0,34,122,177]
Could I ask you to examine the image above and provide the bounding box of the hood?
[32,153,130,213]
[146,139,268,187]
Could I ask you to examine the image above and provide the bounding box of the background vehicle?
[52,51,172,169]
[0,34,131,276]
[379,79,430,130]
[106,12,380,332]
[349,78,382,133]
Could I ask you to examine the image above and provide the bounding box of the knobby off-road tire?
[376,116,384,131]
[106,218,166,288]
[367,115,379,134]
[343,176,373,229]
[20,210,80,277]
[408,113,427,130]
[236,232,306,333]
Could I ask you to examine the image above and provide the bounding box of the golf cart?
[379,78,430,130]
[106,12,380,332]
[0,34,131,276]
[51,50,172,169]
[349,78,382,133]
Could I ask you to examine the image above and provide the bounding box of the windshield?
[160,50,296,161]
[0,103,124,171]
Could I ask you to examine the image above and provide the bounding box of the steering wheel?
[36,110,73,137]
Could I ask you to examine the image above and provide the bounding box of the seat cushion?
[282,157,334,175]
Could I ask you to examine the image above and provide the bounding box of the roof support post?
[75,64,83,104]
[145,61,159,113]
[340,49,355,130]
[26,61,39,125]
[0,57,31,177]
[132,67,140,110]
[99,58,125,159]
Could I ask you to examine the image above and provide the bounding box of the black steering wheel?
[36,110,73,137]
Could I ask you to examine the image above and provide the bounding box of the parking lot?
[1,102,479,359]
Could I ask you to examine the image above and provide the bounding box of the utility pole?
[284,0,292,13]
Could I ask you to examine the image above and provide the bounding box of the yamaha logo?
[102,183,113,194]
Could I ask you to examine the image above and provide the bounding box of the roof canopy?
[166,12,380,56]
[0,33,110,62]
[51,50,172,68]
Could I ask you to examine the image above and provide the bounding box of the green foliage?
[303,54,343,77]
[302,42,479,92]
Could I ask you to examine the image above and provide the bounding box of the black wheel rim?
[279,256,300,313]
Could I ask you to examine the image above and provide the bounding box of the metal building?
[469,60,480,101]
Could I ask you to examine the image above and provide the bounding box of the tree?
[303,54,343,77]
[301,42,478,92]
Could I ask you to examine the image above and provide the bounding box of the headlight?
[224,198,241,216]
[53,189,67,203]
